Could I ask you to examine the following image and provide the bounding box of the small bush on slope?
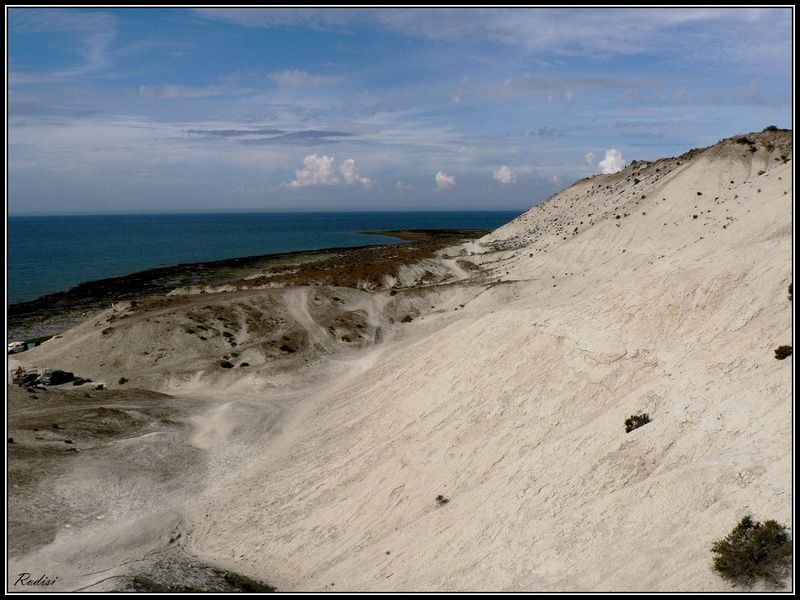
[624,413,651,433]
[711,515,792,588]
[774,346,792,360]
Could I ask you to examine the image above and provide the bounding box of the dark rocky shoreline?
[7,229,488,342]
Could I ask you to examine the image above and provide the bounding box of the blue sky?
[7,7,793,215]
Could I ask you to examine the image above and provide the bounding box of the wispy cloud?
[241,130,355,146]
[10,9,117,77]
[137,84,254,99]
[197,8,789,63]
[185,128,285,138]
[269,69,341,87]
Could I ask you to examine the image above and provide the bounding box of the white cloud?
[12,9,118,76]
[551,175,562,186]
[493,165,517,185]
[197,8,791,70]
[435,170,456,191]
[268,69,339,86]
[584,151,595,165]
[286,155,373,188]
[395,179,413,191]
[137,84,235,99]
[286,154,339,188]
[339,158,374,189]
[598,149,625,174]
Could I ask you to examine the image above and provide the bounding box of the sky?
[6,7,794,215]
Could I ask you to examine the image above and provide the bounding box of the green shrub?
[435,494,449,507]
[118,377,128,385]
[219,360,234,369]
[763,125,779,132]
[624,413,651,433]
[774,346,792,360]
[711,515,791,588]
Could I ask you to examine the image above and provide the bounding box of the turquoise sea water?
[7,211,521,304]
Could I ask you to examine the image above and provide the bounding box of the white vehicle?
[7,341,26,355]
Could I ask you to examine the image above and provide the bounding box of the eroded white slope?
[183,135,793,591]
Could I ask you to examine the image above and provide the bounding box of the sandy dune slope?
[7,130,792,591]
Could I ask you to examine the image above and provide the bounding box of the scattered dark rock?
[42,370,74,386]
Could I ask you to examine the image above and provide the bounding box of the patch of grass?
[624,413,651,433]
[711,515,791,589]
[774,346,792,360]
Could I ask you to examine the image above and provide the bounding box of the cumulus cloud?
[584,151,595,165]
[286,154,339,188]
[435,170,456,191]
[339,158,374,189]
[286,154,373,188]
[493,165,517,185]
[598,149,625,174]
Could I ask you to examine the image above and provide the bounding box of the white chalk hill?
[13,130,793,591]
[188,130,792,591]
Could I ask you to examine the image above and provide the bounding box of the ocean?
[7,211,521,304]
